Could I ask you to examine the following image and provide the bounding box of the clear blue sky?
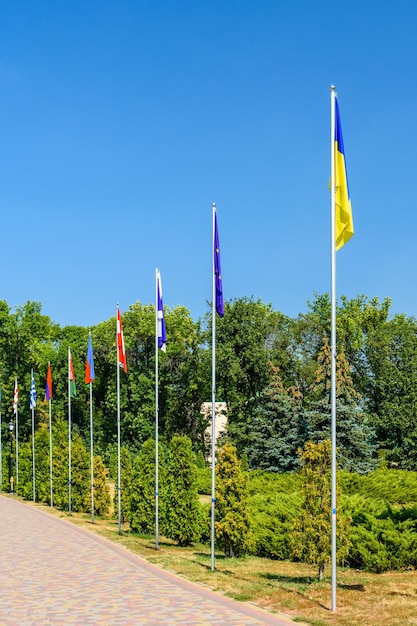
[0,1,415,327]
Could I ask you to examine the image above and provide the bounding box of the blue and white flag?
[157,269,166,352]
[30,370,37,409]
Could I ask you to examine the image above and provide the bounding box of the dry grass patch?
[25,499,417,626]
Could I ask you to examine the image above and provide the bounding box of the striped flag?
[13,378,18,414]
[30,370,37,409]
[45,363,52,401]
[334,96,354,250]
[69,349,77,399]
[117,307,127,373]
[85,333,95,383]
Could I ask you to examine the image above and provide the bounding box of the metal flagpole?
[90,378,94,523]
[0,388,2,490]
[31,369,36,502]
[117,306,122,535]
[49,396,53,507]
[211,202,216,572]
[68,348,72,515]
[155,269,159,550]
[15,378,19,493]
[330,84,337,613]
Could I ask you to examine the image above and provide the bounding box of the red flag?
[68,348,77,399]
[85,333,95,384]
[117,307,127,373]
[46,363,52,401]
[13,378,18,413]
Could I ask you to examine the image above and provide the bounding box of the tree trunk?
[318,564,325,581]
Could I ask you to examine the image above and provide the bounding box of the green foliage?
[212,298,282,453]
[164,435,202,545]
[215,442,252,557]
[196,466,211,495]
[3,292,417,516]
[305,339,378,473]
[340,468,417,505]
[248,471,302,559]
[88,455,111,517]
[51,419,90,512]
[129,439,166,534]
[347,502,417,572]
[245,365,306,472]
[112,446,132,522]
[290,441,351,580]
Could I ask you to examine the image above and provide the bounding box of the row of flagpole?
[0,86,352,611]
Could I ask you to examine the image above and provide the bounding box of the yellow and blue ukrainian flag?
[334,98,354,250]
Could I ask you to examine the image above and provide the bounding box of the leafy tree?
[290,440,351,580]
[159,307,208,446]
[215,442,252,557]
[364,314,417,468]
[164,435,201,545]
[212,298,280,453]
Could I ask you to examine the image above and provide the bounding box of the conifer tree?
[245,365,306,471]
[305,338,377,473]
[129,438,166,534]
[85,455,111,517]
[164,435,201,545]
[215,442,252,557]
[290,440,351,580]
[112,446,132,522]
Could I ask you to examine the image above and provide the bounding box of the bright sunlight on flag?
[157,270,166,352]
[334,97,354,250]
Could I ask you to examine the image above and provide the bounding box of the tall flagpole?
[211,202,216,572]
[15,378,19,493]
[68,348,72,515]
[46,362,53,507]
[117,305,122,535]
[31,369,36,502]
[86,331,95,524]
[155,270,166,549]
[89,377,94,523]
[49,397,53,506]
[330,84,337,613]
[155,269,159,550]
[0,388,2,490]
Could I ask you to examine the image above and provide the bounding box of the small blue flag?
[214,212,224,317]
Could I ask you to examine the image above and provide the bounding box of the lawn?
[26,499,417,626]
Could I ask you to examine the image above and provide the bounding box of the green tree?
[129,438,166,534]
[164,435,201,545]
[212,298,281,453]
[245,365,306,472]
[112,446,132,523]
[364,314,417,468]
[86,455,111,517]
[290,440,351,580]
[305,338,377,473]
[52,418,90,512]
[215,442,252,557]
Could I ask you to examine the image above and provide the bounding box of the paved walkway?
[0,496,301,625]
